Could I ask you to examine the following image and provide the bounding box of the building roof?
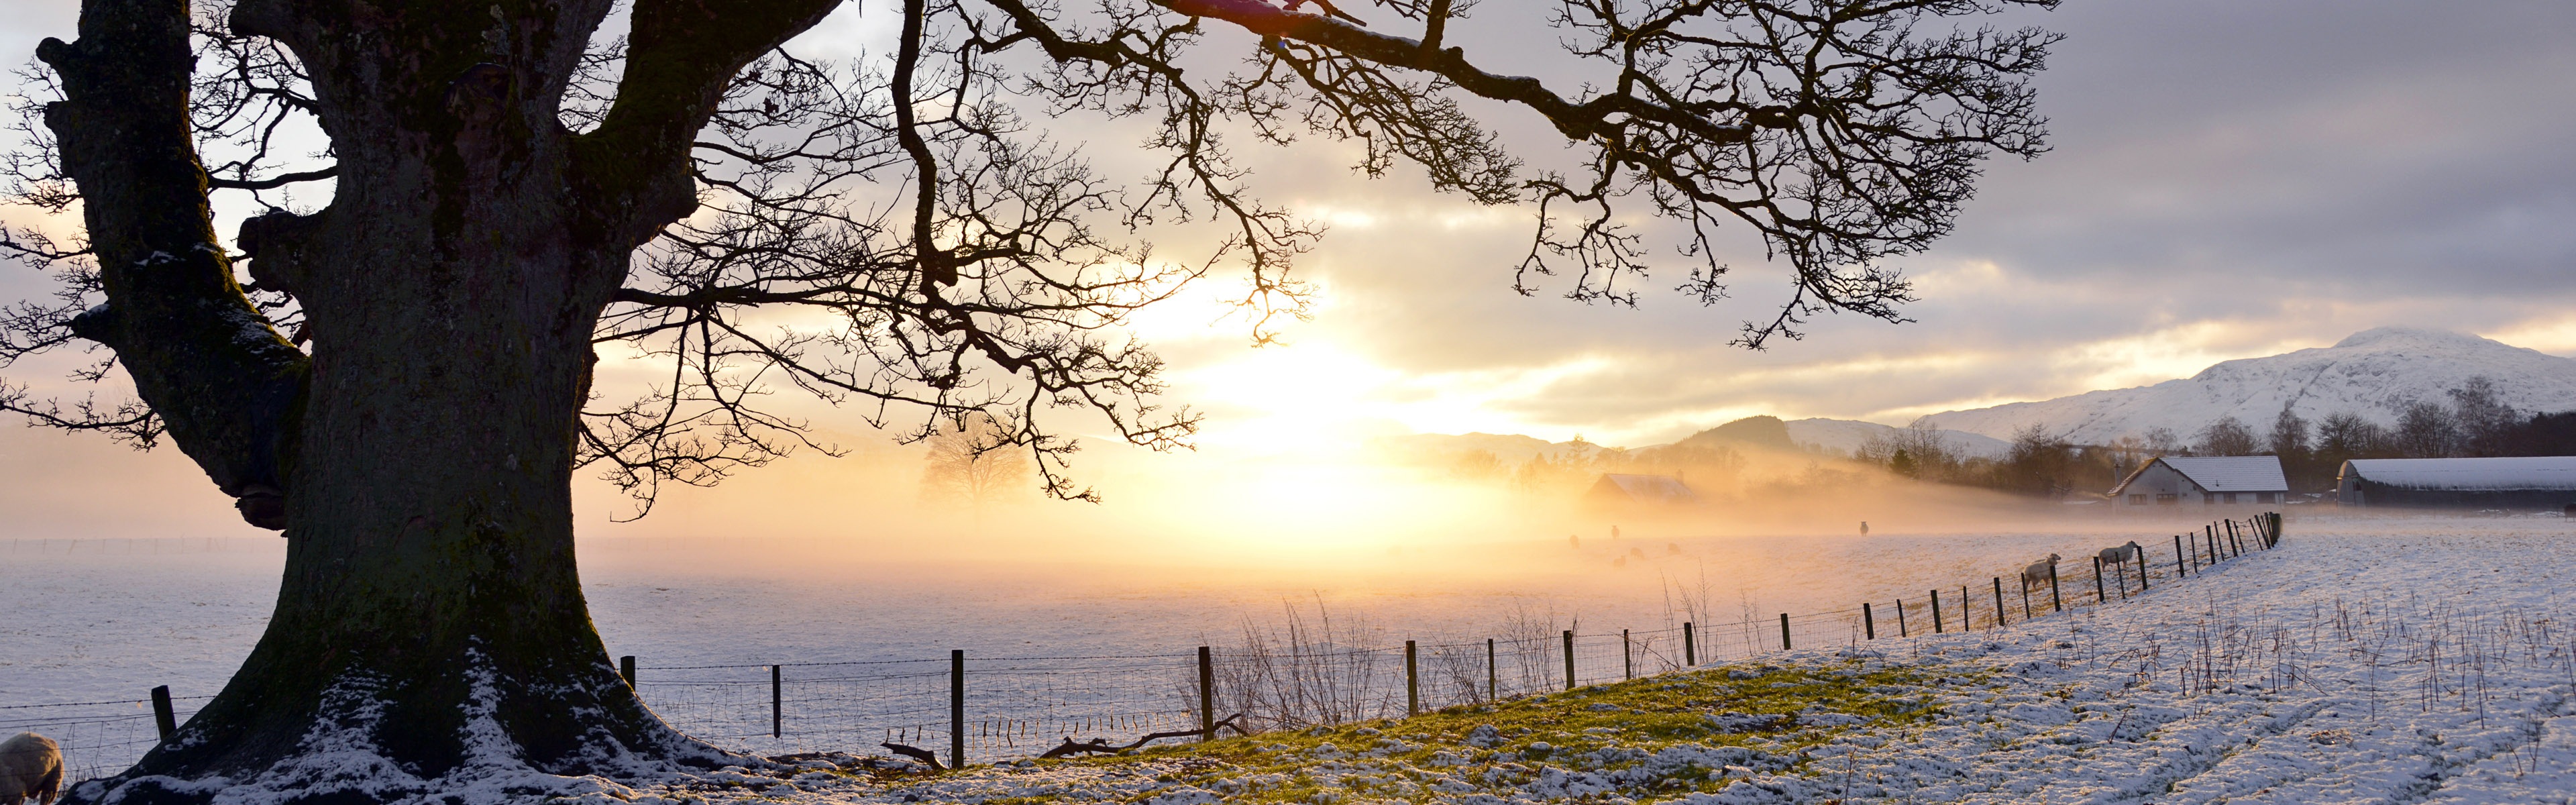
[2109,455,2288,496]
[2340,457,2576,491]
[1588,473,1698,503]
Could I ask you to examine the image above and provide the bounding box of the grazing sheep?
[0,732,61,805]
[2098,541,2143,567]
[2021,553,2061,591]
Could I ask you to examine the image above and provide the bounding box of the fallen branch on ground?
[1038,714,1249,758]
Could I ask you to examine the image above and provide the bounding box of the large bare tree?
[1,0,2055,799]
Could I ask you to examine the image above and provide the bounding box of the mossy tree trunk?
[39,0,831,800]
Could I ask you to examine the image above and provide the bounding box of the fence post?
[620,655,637,688]
[1406,640,1421,715]
[949,650,965,769]
[1487,639,1498,701]
[1199,646,1215,741]
[2093,555,2106,603]
[1930,590,1943,634]
[1962,586,1972,629]
[1862,603,1875,640]
[2137,547,2150,590]
[2019,577,2031,620]
[2049,564,2062,612]
[1682,623,1696,665]
[1780,613,1792,651]
[2174,535,2187,578]
[1621,630,1633,680]
[1562,630,1576,690]
[1896,599,1908,637]
[1992,578,2006,627]
[771,664,784,739]
[150,685,176,741]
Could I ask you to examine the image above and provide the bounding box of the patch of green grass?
[1021,660,1980,804]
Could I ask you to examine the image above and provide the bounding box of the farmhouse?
[2108,455,2289,510]
[2337,457,2576,509]
[1583,473,1699,508]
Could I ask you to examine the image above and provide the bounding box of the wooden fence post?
[1487,638,1499,700]
[2137,547,2150,590]
[1682,623,1696,665]
[1992,578,2007,626]
[1962,586,1972,629]
[150,685,176,741]
[1199,646,1216,741]
[1896,599,1908,637]
[1780,613,1792,651]
[1863,603,1875,640]
[771,664,784,739]
[1406,640,1421,715]
[1562,630,1576,690]
[2019,577,2031,620]
[2174,535,2187,578]
[2093,555,2107,603]
[1930,590,1944,634]
[949,651,965,767]
[2049,564,2062,612]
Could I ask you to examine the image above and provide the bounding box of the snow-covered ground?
[621,513,2576,804]
[17,514,2576,803]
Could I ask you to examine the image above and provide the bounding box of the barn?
[2336,457,2576,509]
[1583,473,1699,508]
[2107,455,2289,510]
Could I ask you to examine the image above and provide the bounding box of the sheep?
[2098,541,2143,567]
[2020,553,2061,592]
[0,732,60,805]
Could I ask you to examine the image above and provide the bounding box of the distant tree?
[2447,376,2520,457]
[1856,418,1960,482]
[1996,423,2075,496]
[2504,411,2576,457]
[2316,411,2384,458]
[2393,401,2463,458]
[1445,449,1505,482]
[2143,427,2185,456]
[2268,409,2310,459]
[2195,416,2262,457]
[1888,449,1919,480]
[921,412,1034,513]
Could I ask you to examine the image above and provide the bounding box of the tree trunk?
[40,0,832,800]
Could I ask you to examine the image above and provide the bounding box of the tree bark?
[42,1,830,800]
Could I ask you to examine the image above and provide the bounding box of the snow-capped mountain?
[1781,418,2011,459]
[1920,327,2576,444]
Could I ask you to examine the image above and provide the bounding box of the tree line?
[1864,376,2576,496]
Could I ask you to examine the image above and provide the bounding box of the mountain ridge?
[1919,327,2576,444]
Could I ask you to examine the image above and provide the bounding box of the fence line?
[12,514,2281,782]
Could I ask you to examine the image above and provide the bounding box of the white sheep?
[2098,541,2143,568]
[2020,553,2061,592]
[0,732,61,805]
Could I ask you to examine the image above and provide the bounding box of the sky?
[1,1,2573,540]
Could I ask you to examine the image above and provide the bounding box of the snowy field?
[13,513,2576,802]
[602,512,2576,805]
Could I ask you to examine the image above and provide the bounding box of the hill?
[1921,327,2576,443]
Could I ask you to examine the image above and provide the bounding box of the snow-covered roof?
[2109,455,2288,495]
[2339,457,2576,491]
[1589,473,1697,503]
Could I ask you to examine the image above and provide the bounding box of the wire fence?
[9,514,2281,781]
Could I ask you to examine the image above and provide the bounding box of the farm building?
[1583,473,1699,508]
[2336,457,2576,508]
[2107,455,2289,510]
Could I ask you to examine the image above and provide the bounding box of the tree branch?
[34,0,309,529]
